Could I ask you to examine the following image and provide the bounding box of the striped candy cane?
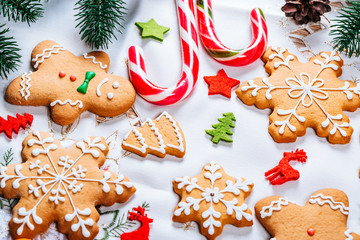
[197,0,268,66]
[128,0,199,105]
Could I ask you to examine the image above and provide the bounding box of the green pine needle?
[330,1,360,57]
[1,148,14,166]
[74,0,127,49]
[0,0,44,25]
[0,24,21,79]
[0,148,18,210]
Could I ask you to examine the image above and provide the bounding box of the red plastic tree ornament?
[121,206,153,240]
[0,113,33,139]
[265,149,307,185]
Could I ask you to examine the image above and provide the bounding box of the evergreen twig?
[0,0,44,25]
[0,24,21,79]
[0,148,18,210]
[97,202,150,240]
[74,0,127,49]
[1,148,14,166]
[330,0,360,57]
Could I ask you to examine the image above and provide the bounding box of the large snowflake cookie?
[5,40,136,126]
[236,47,360,144]
[255,188,360,240]
[0,131,136,240]
[173,161,253,240]
[122,111,186,158]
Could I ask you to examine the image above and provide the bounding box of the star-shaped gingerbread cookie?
[255,188,360,240]
[173,161,253,240]
[0,131,136,240]
[5,40,136,126]
[236,47,360,144]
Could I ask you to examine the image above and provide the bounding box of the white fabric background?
[0,0,359,239]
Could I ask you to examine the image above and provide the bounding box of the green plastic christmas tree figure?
[205,112,236,144]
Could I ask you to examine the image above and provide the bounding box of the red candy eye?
[70,75,77,81]
[59,71,66,77]
[307,228,315,236]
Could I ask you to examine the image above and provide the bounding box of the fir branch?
[0,148,18,211]
[1,148,14,166]
[0,197,18,210]
[97,202,150,240]
[0,24,21,79]
[0,0,44,25]
[74,0,127,49]
[330,0,360,57]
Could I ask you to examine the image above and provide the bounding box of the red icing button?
[59,71,66,77]
[70,75,77,81]
[307,228,315,236]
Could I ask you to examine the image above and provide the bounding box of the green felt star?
[135,18,170,42]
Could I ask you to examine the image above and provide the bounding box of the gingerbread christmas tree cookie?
[122,111,186,158]
[173,161,253,240]
[0,131,136,240]
[5,40,136,126]
[255,189,360,240]
[236,47,360,144]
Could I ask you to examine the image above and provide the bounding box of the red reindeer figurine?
[265,149,307,185]
[121,206,153,240]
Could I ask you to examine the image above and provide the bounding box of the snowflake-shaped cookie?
[173,161,253,240]
[255,188,360,240]
[236,47,360,144]
[0,131,136,240]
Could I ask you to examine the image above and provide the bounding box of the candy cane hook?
[128,0,199,105]
[197,0,268,66]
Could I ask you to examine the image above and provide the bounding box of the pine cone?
[281,0,331,24]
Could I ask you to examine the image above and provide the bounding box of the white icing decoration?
[174,161,253,235]
[83,53,107,69]
[0,132,132,237]
[241,49,357,136]
[308,193,349,215]
[96,78,109,97]
[20,71,32,101]
[107,93,114,100]
[345,229,353,240]
[50,100,83,109]
[122,127,148,153]
[156,111,185,152]
[141,119,166,154]
[32,45,65,69]
[112,82,119,88]
[269,47,294,69]
[260,197,295,218]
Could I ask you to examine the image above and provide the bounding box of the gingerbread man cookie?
[0,131,136,240]
[236,47,360,144]
[6,40,136,126]
[173,161,253,240]
[255,189,360,240]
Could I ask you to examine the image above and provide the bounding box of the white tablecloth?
[0,0,359,239]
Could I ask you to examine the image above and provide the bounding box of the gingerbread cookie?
[173,161,253,240]
[0,131,136,240]
[236,47,360,144]
[255,188,360,240]
[5,40,136,126]
[122,111,186,158]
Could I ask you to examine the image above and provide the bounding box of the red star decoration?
[204,69,240,99]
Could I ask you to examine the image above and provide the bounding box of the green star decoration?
[135,18,170,42]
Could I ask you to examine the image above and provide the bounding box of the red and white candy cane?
[128,0,199,105]
[197,0,268,66]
